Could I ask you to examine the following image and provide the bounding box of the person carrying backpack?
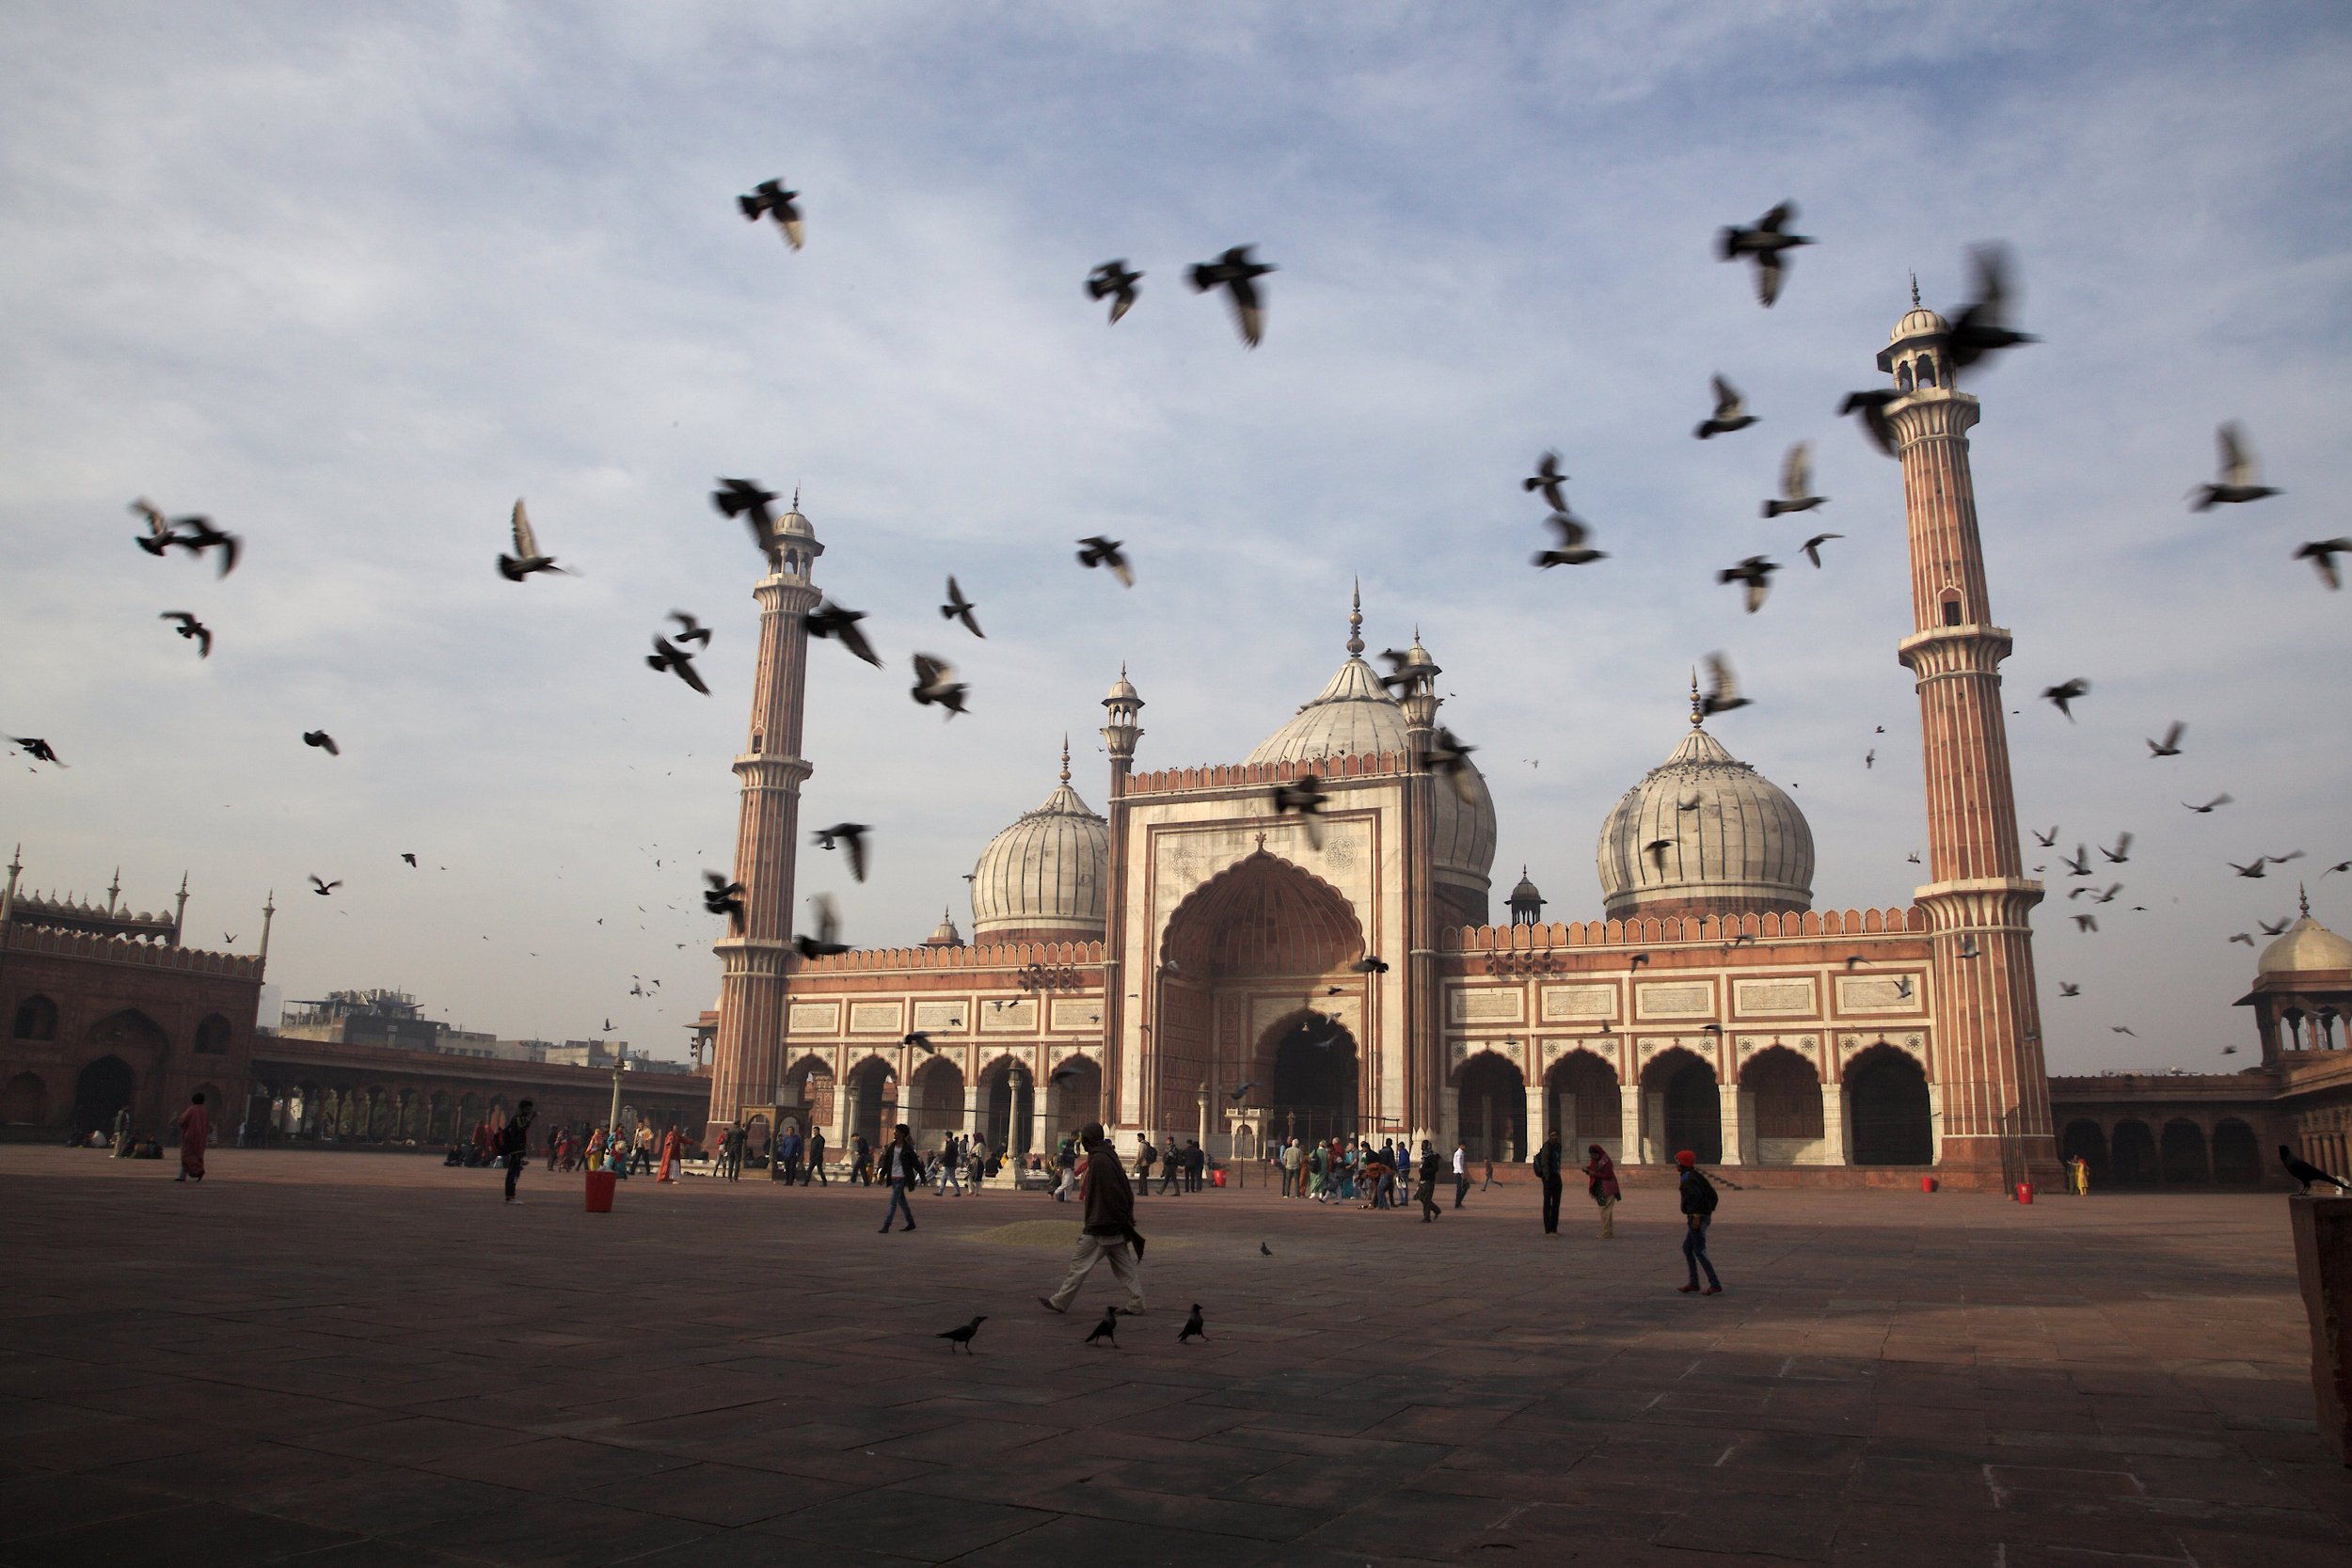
[1533,1131,1565,1234]
[1675,1149,1722,1294]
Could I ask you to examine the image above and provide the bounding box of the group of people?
[1129,1135,1210,1196]
[1270,1134,1480,1212]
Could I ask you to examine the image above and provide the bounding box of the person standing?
[635,1122,655,1175]
[1186,1138,1207,1194]
[657,1124,680,1183]
[938,1134,965,1196]
[1675,1150,1722,1294]
[1136,1135,1158,1195]
[1534,1131,1565,1235]
[1038,1121,1146,1318]
[2069,1153,2090,1196]
[1452,1142,1470,1209]
[807,1128,828,1185]
[878,1123,920,1232]
[501,1099,537,1202]
[112,1104,133,1158]
[1282,1137,1302,1197]
[1416,1139,1442,1222]
[780,1128,803,1186]
[173,1092,212,1183]
[1583,1144,1622,1238]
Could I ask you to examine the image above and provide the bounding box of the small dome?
[1597,710,1814,920]
[970,743,1108,943]
[1509,868,1543,904]
[922,909,964,948]
[2258,911,2352,976]
[1104,669,1139,704]
[1888,306,1950,343]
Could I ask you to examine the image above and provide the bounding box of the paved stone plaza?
[1,1148,2345,1567]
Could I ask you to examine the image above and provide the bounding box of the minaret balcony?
[1898,624,2012,677]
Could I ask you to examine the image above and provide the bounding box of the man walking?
[1453,1142,1470,1209]
[807,1128,828,1185]
[1416,1139,1442,1222]
[501,1099,537,1202]
[851,1132,872,1185]
[1039,1122,1145,1318]
[878,1123,921,1232]
[1534,1130,1565,1235]
[1157,1138,1183,1196]
[1676,1149,1723,1295]
[174,1091,212,1183]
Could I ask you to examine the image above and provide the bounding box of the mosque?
[696,303,2352,1193]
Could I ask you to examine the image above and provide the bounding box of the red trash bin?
[1212,1168,1226,1188]
[1920,1176,1938,1194]
[585,1170,617,1212]
[2014,1181,2034,1205]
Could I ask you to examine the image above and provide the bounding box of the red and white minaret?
[1882,290,2058,1189]
[705,499,822,1139]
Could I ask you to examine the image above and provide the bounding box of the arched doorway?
[977,1058,1034,1158]
[1741,1047,1824,1165]
[2059,1119,2108,1187]
[1045,1057,1100,1143]
[783,1055,836,1138]
[843,1056,898,1152]
[12,993,58,1040]
[1846,1046,1932,1165]
[194,1014,232,1054]
[1546,1049,1619,1152]
[2212,1118,2261,1185]
[71,1055,135,1135]
[1642,1048,1719,1164]
[2,1071,46,1125]
[1455,1052,1525,1163]
[1268,1011,1359,1148]
[910,1057,967,1148]
[2160,1119,2209,1185]
[2111,1119,2157,1185]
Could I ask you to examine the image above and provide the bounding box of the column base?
[1931,1133,2062,1193]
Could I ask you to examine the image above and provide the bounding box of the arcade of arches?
[2058,1115,2265,1188]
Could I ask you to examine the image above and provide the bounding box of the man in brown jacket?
[1038,1121,1146,1317]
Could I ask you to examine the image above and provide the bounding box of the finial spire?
[790,484,801,512]
[1059,734,1071,784]
[2301,882,2312,918]
[1909,272,1921,309]
[1690,670,1705,729]
[1346,578,1364,657]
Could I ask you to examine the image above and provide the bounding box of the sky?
[2,2,2346,1071]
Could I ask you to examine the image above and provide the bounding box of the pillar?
[1619,1084,1643,1164]
[1822,1083,1848,1165]
[1529,1085,1553,1159]
[1719,1085,1744,1166]
[961,1083,981,1137]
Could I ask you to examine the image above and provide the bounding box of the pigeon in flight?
[302,730,339,756]
[1762,442,1824,516]
[1645,837,1674,875]
[2041,679,2090,721]
[1523,451,1570,513]
[2190,423,2280,511]
[805,600,882,668]
[159,611,212,657]
[2281,1147,2351,1194]
[2032,827,2059,847]
[2110,1025,2136,1037]
[1946,245,2039,370]
[1085,1307,1119,1347]
[2230,932,2256,946]
[1800,532,1842,569]
[309,875,341,896]
[1534,511,1606,567]
[2183,795,2233,815]
[794,895,850,960]
[2059,846,2091,877]
[937,1315,985,1354]
[2325,860,2352,878]
[2146,723,2184,758]
[1226,1082,1256,1101]
[1087,260,1141,324]
[2073,914,2099,932]
[130,498,180,557]
[1700,653,1750,717]
[2058,982,2080,997]
[2100,834,2133,864]
[1718,556,1778,613]
[647,636,710,695]
[902,1031,937,1054]
[1423,727,1480,804]
[2259,916,2293,937]
[910,654,969,717]
[2296,539,2350,591]
[1865,749,1875,769]
[1694,375,1758,439]
[1178,1305,1208,1344]
[157,513,239,577]
[1076,536,1134,587]
[2230,858,2274,879]
[668,611,710,647]
[1838,389,1899,456]
[499,499,565,580]
[941,577,983,638]
[712,478,780,556]
[1718,201,1811,307]
[1351,955,1391,974]
[401,853,417,866]
[814,823,870,882]
[1272,773,1328,849]
[703,872,745,930]
[739,179,804,248]
[1188,245,1274,347]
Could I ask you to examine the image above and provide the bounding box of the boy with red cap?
[1675,1149,1722,1295]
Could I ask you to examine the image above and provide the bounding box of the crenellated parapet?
[1442,907,1926,952]
[791,939,1105,974]
[4,922,262,978]
[1121,751,1409,798]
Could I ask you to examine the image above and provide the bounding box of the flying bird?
[2110,1025,2137,1037]
[1351,955,1391,974]
[647,636,710,695]
[2259,916,2293,937]
[2183,795,2233,814]
[2032,827,2059,847]
[1523,451,1570,512]
[130,498,180,556]
[1188,245,1274,347]
[2146,723,2184,758]
[1718,200,1812,307]
[2230,858,2273,879]
[1085,1307,1119,1347]
[814,823,869,882]
[167,515,240,577]
[2229,932,2255,946]
[2189,422,2280,511]
[1957,935,1980,958]
[2280,1147,2350,1194]
[1076,536,1134,587]
[1178,1305,1208,1344]
[1946,244,2039,370]
[2059,846,2091,877]
[1645,837,1674,875]
[1865,749,1874,769]
[1226,1082,1256,1101]
[937,1315,985,1354]
[1700,653,1750,718]
[712,478,781,556]
[1424,727,1480,804]
[738,178,804,248]
[910,653,969,717]
[1838,389,1899,456]
[302,730,339,756]
[1694,375,1757,439]
[1272,773,1328,849]
[2041,679,2090,721]
[1534,511,1606,567]
[2296,539,2350,591]
[1763,442,1824,516]
[941,577,983,638]
[1086,260,1141,324]
[794,895,850,960]
[309,875,341,896]
[2058,982,2080,997]
[806,600,882,668]
[703,872,745,930]
[2325,861,2352,878]
[159,611,212,657]
[1906,851,1922,864]
[668,611,710,647]
[2099,834,2133,864]
[401,853,417,866]
[1717,556,1778,613]
[499,499,565,580]
[1800,532,1843,568]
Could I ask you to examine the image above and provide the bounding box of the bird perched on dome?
[1718,201,1811,307]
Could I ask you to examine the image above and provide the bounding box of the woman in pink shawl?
[657,1125,681,1183]
[175,1091,212,1182]
[1582,1144,1622,1238]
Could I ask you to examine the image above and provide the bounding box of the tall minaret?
[1881,291,2057,1188]
[707,497,823,1138]
[1098,666,1145,1129]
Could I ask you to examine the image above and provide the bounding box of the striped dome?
[1596,721,1813,919]
[969,749,1107,943]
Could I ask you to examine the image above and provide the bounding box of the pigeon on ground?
[1801,532,1842,568]
[1087,260,1141,324]
[712,478,781,556]
[2190,423,2280,511]
[1718,201,1811,307]
[1946,245,2039,370]
[938,1315,986,1353]
[1260,1242,1272,1257]
[2280,1147,2351,1194]
[1076,536,1134,587]
[1701,654,1751,718]
[647,636,710,695]
[2042,679,2090,721]
[703,872,745,930]
[2296,539,2350,591]
[814,823,869,882]
[159,611,212,657]
[806,600,882,668]
[2184,795,2233,814]
[739,179,804,248]
[1838,389,1899,456]
[942,577,983,638]
[1189,245,1273,347]
[1179,1305,1208,1344]
[668,611,711,647]
[1718,556,1778,613]
[1534,511,1606,567]
[1763,442,1824,516]
[1694,375,1757,439]
[499,499,564,580]
[309,875,341,896]
[794,895,850,960]
[2146,723,2184,758]
[302,730,339,756]
[1086,1307,1119,1347]
[910,654,969,717]
[1523,451,1570,512]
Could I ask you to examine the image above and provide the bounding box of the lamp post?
[608,1053,632,1131]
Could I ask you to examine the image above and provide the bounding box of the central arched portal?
[1266,1011,1359,1147]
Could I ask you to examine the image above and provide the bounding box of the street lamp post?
[608,1054,632,1131]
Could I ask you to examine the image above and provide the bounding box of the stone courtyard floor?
[0,1147,2345,1567]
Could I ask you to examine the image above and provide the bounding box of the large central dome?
[1597,700,1813,921]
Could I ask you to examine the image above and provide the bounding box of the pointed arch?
[1159,849,1366,978]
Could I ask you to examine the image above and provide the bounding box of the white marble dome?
[2258,911,2352,976]
[969,748,1108,942]
[1596,717,1814,919]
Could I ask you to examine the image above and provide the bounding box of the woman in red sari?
[175,1091,212,1182]
[657,1124,680,1182]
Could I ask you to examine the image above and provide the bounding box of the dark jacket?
[1533,1138,1563,1181]
[1080,1143,1137,1238]
[1678,1167,1719,1216]
[1417,1149,1440,1185]
[881,1141,922,1183]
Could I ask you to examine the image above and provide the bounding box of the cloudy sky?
[3,2,2345,1071]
